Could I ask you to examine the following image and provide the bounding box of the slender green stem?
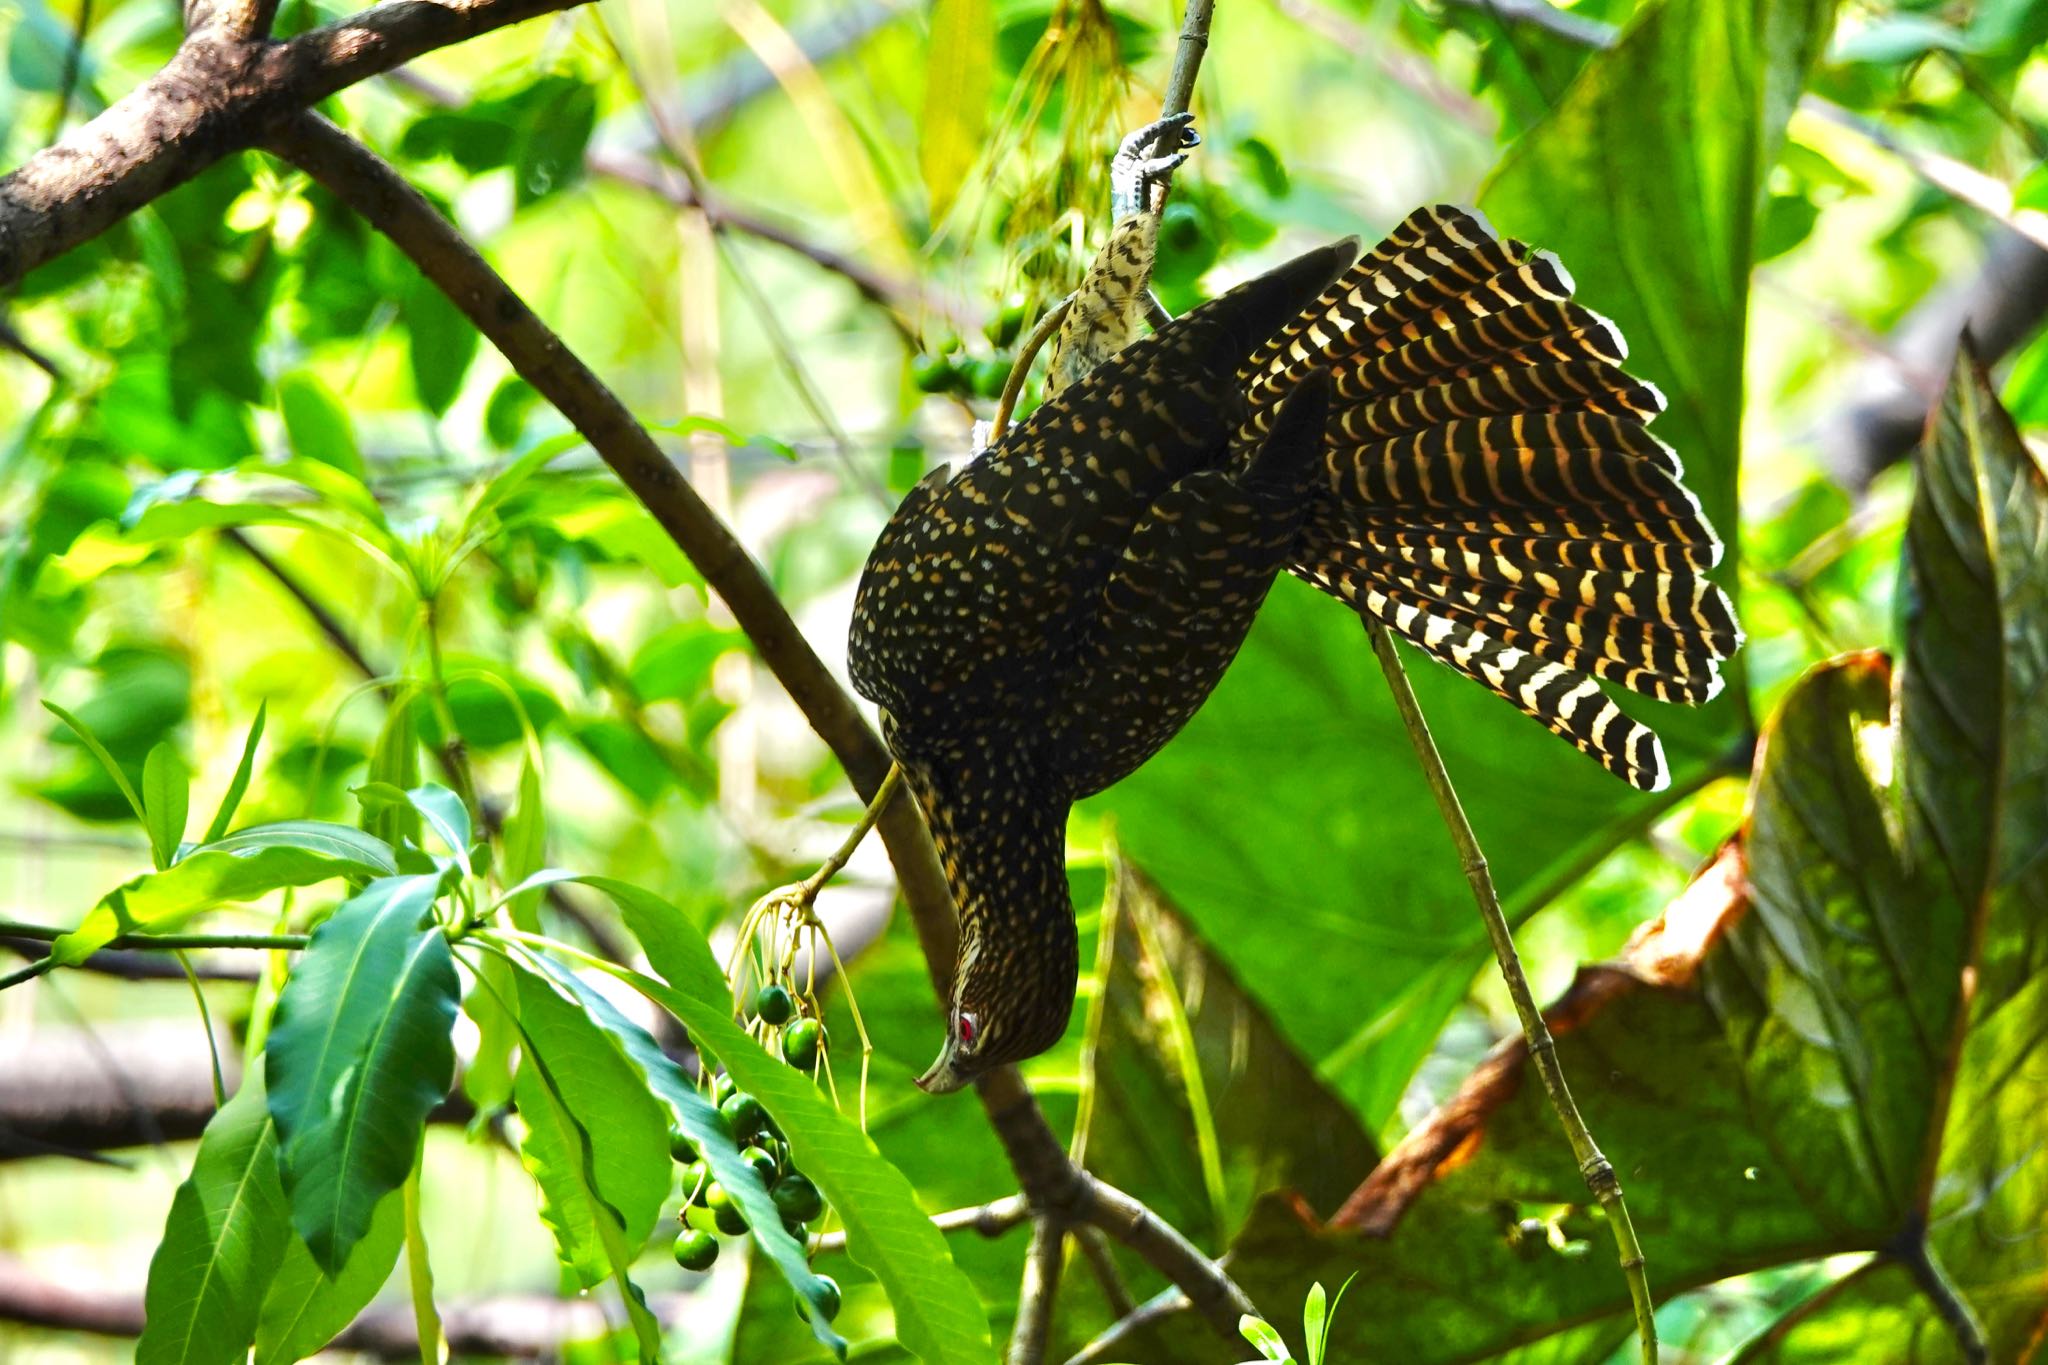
[797,763,904,901]
[0,921,309,951]
[1365,622,1658,1365]
[174,950,228,1108]
[421,592,479,818]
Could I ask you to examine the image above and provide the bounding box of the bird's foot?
[1111,111,1199,220]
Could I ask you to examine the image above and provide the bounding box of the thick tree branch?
[0,0,591,289]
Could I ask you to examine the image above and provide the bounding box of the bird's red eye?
[958,1011,979,1046]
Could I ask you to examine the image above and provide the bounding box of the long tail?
[1235,206,1741,792]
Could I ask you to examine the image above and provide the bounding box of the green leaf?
[515,950,844,1353]
[513,79,597,207]
[402,274,478,416]
[137,1074,292,1365]
[203,702,267,844]
[921,0,994,221]
[142,742,191,870]
[1075,860,1377,1248]
[51,823,398,966]
[266,875,459,1272]
[501,957,672,1287]
[202,820,399,869]
[42,699,146,825]
[1302,1282,1327,1365]
[405,783,472,873]
[1240,1315,1291,1362]
[252,1192,405,1365]
[276,371,367,481]
[547,905,996,1365]
[494,963,665,1361]
[499,757,547,933]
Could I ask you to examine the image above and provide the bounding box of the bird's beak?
[914,1039,973,1094]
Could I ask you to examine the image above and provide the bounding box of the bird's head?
[915,898,1078,1094]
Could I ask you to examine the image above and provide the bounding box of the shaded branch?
[1008,1218,1067,1365]
[0,0,593,289]
[0,1254,708,1357]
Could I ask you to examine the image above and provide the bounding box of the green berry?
[985,293,1029,347]
[711,1072,736,1107]
[910,354,957,394]
[742,1147,779,1185]
[754,983,796,1025]
[721,1092,769,1141]
[783,1213,811,1239]
[969,356,1011,400]
[668,1124,698,1163]
[714,1201,751,1236]
[677,1161,711,1204]
[782,1018,824,1070]
[672,1227,718,1272]
[796,1275,842,1323]
[772,1172,824,1223]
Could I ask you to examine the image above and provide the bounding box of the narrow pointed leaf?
[203,702,267,844]
[266,875,458,1271]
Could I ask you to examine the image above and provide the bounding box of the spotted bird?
[849,120,1741,1094]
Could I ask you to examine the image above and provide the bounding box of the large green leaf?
[50,821,397,966]
[513,950,848,1355]
[537,879,997,1365]
[137,1074,292,1365]
[1102,349,2048,1363]
[502,957,672,1287]
[252,1192,405,1365]
[1075,859,1378,1249]
[1098,0,1834,1135]
[265,875,459,1272]
[1727,347,2048,1358]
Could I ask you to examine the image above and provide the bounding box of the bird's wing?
[847,243,1357,722]
[1047,375,1331,798]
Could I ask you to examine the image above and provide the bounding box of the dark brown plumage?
[850,204,1740,1091]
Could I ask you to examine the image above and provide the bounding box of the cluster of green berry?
[669,983,840,1322]
[908,294,1033,400]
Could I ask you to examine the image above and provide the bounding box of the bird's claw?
[1112,112,1199,219]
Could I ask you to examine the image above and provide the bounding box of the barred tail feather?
[1230,205,1742,788]
[1312,558,1671,790]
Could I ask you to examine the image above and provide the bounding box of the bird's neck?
[902,746,1079,1012]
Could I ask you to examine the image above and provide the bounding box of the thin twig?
[808,1194,1031,1255]
[1364,622,1656,1363]
[1008,1217,1067,1365]
[1072,1225,1136,1319]
[0,922,308,951]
